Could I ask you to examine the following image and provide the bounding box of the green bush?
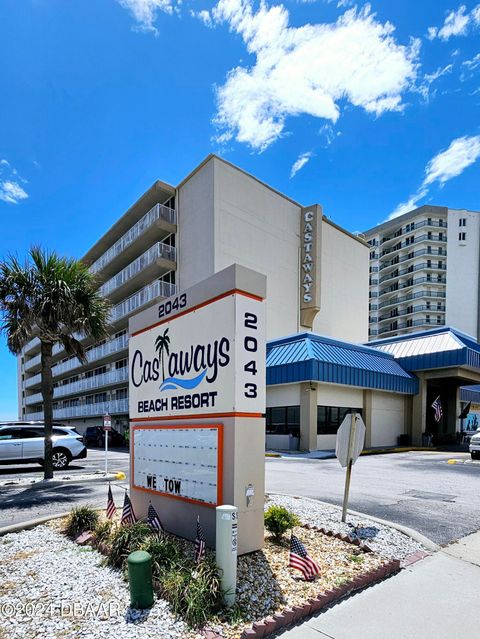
[141,536,181,576]
[158,559,223,628]
[94,520,114,546]
[107,522,152,568]
[264,505,300,542]
[65,506,100,538]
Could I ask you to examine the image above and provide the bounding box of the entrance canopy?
[370,327,480,382]
[267,332,417,394]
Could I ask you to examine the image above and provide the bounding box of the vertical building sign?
[300,205,322,328]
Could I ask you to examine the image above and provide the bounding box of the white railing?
[90,203,176,275]
[25,398,129,421]
[25,368,129,405]
[110,280,176,323]
[100,242,176,298]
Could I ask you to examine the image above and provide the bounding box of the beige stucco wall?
[370,391,405,447]
[177,158,215,291]
[213,159,301,339]
[313,221,369,343]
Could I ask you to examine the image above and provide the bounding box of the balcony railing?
[90,203,176,275]
[379,247,447,272]
[378,263,446,285]
[100,243,176,298]
[110,280,176,323]
[379,220,447,246]
[378,304,446,322]
[377,289,446,310]
[378,318,445,336]
[379,276,446,297]
[25,398,129,421]
[25,368,129,405]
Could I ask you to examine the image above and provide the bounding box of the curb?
[0,511,71,537]
[268,493,440,553]
[0,472,123,489]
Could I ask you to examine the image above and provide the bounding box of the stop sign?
[335,413,366,468]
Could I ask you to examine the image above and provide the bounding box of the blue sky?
[1,0,479,417]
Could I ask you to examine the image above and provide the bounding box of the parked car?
[469,430,480,460]
[84,426,125,447]
[0,422,86,470]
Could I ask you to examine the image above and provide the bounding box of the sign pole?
[103,413,112,475]
[341,413,357,523]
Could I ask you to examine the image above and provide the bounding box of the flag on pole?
[459,401,472,420]
[106,484,116,520]
[120,492,136,526]
[147,502,163,533]
[289,534,320,581]
[432,396,443,422]
[194,516,206,563]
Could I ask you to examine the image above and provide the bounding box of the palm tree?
[0,247,111,479]
[155,328,170,382]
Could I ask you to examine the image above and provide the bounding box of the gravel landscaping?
[0,525,200,639]
[267,493,427,562]
[0,496,425,639]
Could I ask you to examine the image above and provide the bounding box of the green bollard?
[127,550,154,609]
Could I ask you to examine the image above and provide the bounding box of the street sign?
[103,414,112,431]
[335,413,365,468]
[335,413,366,522]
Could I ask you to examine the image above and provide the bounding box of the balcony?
[90,203,176,279]
[379,247,447,272]
[378,304,446,323]
[378,262,446,285]
[25,368,129,405]
[100,242,176,302]
[377,289,446,311]
[378,318,446,336]
[379,276,446,298]
[25,398,129,421]
[379,220,447,247]
[110,280,176,325]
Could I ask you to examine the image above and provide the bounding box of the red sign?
[103,414,112,431]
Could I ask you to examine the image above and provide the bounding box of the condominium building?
[364,205,480,341]
[18,155,369,435]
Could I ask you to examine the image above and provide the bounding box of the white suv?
[469,430,480,460]
[0,422,87,470]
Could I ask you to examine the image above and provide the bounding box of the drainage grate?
[403,489,457,502]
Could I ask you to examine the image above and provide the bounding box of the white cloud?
[0,159,29,204]
[117,0,176,33]
[210,1,419,150]
[0,181,29,205]
[191,9,213,26]
[389,135,480,219]
[427,4,480,40]
[463,53,480,70]
[416,63,453,101]
[290,151,313,178]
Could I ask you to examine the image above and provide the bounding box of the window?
[437,316,442,324]
[115,359,128,369]
[317,407,362,435]
[459,218,466,227]
[266,406,300,436]
[116,388,128,400]
[426,315,431,324]
[459,232,466,241]
[94,393,107,404]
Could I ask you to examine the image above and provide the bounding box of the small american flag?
[194,516,206,563]
[106,484,116,520]
[147,503,163,533]
[120,492,136,526]
[432,396,443,422]
[289,534,320,581]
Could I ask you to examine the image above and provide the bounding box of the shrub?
[158,559,223,628]
[108,522,152,568]
[141,536,181,576]
[65,506,99,538]
[94,520,114,546]
[264,505,300,542]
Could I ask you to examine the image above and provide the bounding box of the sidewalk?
[278,531,480,639]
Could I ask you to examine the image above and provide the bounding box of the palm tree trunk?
[40,340,54,480]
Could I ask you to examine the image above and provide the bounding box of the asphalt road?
[266,451,480,545]
[1,449,479,545]
[0,447,130,529]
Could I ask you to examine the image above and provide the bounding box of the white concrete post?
[215,505,238,607]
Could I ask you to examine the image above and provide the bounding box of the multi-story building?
[18,155,369,435]
[364,204,480,341]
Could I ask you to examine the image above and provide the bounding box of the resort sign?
[300,204,322,328]
[128,264,267,555]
